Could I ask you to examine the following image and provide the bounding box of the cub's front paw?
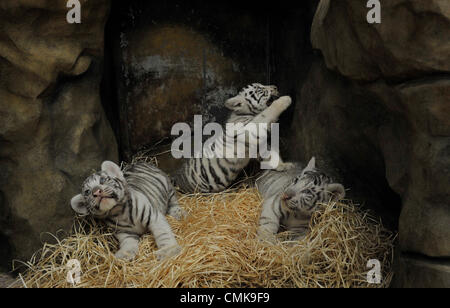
[155,244,182,261]
[273,96,292,111]
[115,249,138,261]
[276,162,296,172]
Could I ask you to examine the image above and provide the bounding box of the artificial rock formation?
[311,0,450,82]
[306,0,450,287]
[0,0,118,268]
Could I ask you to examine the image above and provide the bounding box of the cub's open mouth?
[281,199,296,213]
[97,196,113,206]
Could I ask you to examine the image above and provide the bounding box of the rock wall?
[311,0,450,82]
[293,0,450,287]
[0,0,118,269]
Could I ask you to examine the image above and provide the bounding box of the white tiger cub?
[173,83,294,193]
[256,158,346,243]
[71,161,185,261]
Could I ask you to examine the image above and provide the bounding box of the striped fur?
[71,161,185,261]
[256,158,346,243]
[173,83,294,193]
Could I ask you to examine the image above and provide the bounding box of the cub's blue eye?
[84,190,91,196]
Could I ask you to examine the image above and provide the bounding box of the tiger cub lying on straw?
[71,161,185,261]
[256,157,346,243]
[173,83,294,194]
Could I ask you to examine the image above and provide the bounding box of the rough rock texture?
[0,0,118,269]
[371,79,450,258]
[108,2,271,159]
[311,0,450,82]
[304,0,450,287]
[392,253,450,288]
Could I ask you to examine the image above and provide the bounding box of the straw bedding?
[16,185,395,288]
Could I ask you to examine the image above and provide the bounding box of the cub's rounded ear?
[71,195,88,215]
[225,96,246,110]
[326,183,346,202]
[101,161,124,180]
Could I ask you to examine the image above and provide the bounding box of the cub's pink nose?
[93,189,103,198]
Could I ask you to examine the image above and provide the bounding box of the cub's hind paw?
[169,206,188,221]
[115,249,138,261]
[155,244,182,261]
[276,162,296,172]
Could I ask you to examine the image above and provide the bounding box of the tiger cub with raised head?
[256,157,346,243]
[71,161,185,261]
[173,83,294,194]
